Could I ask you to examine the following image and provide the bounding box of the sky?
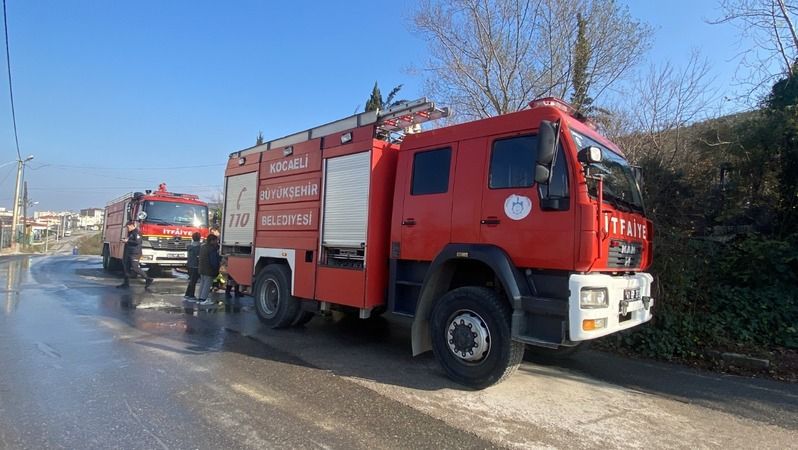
[0,0,767,213]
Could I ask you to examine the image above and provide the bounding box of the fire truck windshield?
[142,201,208,228]
[571,131,645,214]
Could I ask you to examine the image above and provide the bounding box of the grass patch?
[77,232,103,255]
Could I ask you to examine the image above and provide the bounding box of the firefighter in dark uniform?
[117,220,153,289]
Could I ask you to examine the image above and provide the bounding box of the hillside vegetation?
[602,68,798,377]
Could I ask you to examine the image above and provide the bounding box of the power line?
[48,163,226,170]
[2,0,21,161]
[0,162,14,185]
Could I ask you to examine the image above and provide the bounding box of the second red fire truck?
[102,184,210,272]
[222,98,654,387]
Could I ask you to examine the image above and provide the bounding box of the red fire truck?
[102,184,210,272]
[222,98,654,388]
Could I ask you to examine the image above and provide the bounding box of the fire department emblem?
[504,194,532,221]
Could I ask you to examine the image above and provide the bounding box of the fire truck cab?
[223,98,654,388]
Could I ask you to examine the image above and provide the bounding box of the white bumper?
[140,248,187,267]
[569,272,654,341]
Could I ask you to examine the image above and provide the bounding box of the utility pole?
[22,181,28,245]
[10,155,33,253]
[10,160,22,252]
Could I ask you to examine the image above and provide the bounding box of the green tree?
[365,82,382,112]
[570,13,593,113]
[256,131,264,146]
[365,82,403,112]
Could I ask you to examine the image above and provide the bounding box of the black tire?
[430,287,524,389]
[525,342,588,359]
[102,246,110,271]
[291,310,315,327]
[253,265,301,328]
[102,245,121,272]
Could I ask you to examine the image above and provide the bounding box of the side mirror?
[136,211,147,221]
[537,121,556,165]
[534,165,550,184]
[535,120,557,184]
[631,166,644,187]
[578,146,602,164]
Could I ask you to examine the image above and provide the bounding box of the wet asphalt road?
[0,254,797,449]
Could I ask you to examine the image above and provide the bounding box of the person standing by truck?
[196,233,220,306]
[116,221,153,289]
[183,232,201,300]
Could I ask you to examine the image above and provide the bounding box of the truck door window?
[489,135,537,189]
[539,146,569,199]
[411,147,452,195]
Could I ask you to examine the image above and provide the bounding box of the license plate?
[167,253,184,258]
[623,288,641,300]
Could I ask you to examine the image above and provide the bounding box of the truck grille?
[607,241,643,269]
[149,238,190,250]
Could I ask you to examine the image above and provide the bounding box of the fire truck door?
[479,133,574,269]
[399,143,457,261]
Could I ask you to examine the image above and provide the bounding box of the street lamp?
[10,155,34,252]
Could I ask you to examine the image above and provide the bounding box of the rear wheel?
[102,245,121,272]
[253,265,301,328]
[430,287,524,389]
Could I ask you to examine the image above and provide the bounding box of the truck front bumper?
[568,272,654,341]
[140,248,187,267]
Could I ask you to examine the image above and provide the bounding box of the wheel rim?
[258,278,279,318]
[446,309,491,363]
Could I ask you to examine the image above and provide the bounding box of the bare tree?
[611,51,717,169]
[709,0,798,99]
[411,0,652,120]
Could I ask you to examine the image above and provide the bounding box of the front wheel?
[430,287,524,389]
[253,265,301,328]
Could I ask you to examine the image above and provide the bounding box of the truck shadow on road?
[223,311,460,392]
[86,284,459,392]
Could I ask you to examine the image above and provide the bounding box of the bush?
[604,234,798,359]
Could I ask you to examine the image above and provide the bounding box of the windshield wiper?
[602,192,632,213]
[604,192,645,214]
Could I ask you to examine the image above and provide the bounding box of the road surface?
[0,255,795,449]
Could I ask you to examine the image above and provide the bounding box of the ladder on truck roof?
[236,98,450,157]
[106,192,133,207]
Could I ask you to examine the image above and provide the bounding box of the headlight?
[580,288,608,309]
[140,255,154,261]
